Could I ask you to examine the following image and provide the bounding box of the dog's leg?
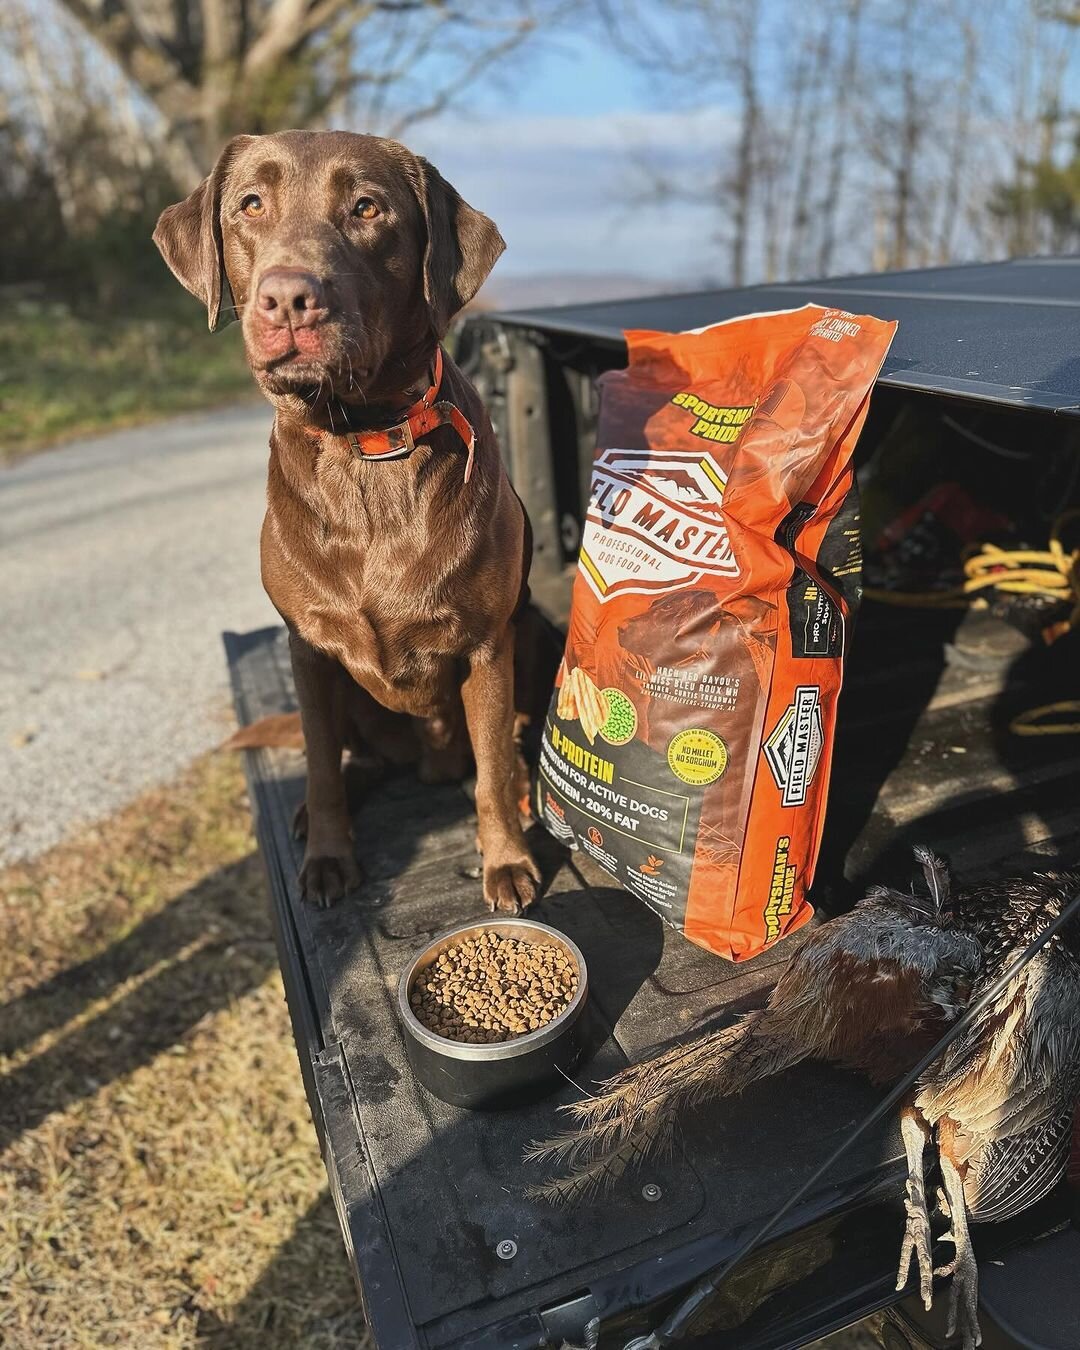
[461,627,541,913]
[345,681,419,769]
[418,695,472,784]
[289,631,363,907]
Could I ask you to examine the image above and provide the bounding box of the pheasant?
[527,850,1080,1349]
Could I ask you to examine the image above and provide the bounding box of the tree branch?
[53,0,196,109]
[244,0,398,74]
[385,13,543,137]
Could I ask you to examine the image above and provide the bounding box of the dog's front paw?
[299,849,363,908]
[484,855,540,914]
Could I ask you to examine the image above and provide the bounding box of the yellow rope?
[863,511,1080,734]
[864,509,1080,624]
[1010,701,1080,737]
[962,508,1080,616]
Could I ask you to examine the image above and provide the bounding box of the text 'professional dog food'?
[539,307,897,960]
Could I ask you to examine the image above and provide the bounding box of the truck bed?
[225,589,1080,1349]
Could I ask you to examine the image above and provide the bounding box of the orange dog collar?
[341,347,476,484]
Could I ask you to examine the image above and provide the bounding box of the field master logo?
[763,685,823,807]
[578,448,738,601]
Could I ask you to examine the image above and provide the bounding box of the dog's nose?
[255,268,327,328]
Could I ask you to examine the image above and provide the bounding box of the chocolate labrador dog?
[153,130,540,913]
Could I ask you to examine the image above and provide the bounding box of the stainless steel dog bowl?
[397,916,589,1110]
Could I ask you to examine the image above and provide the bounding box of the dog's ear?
[410,154,505,337]
[153,136,252,331]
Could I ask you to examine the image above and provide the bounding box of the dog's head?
[617,591,775,664]
[618,591,721,662]
[153,130,504,419]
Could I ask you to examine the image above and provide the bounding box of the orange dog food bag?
[538,306,896,961]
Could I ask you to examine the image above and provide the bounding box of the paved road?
[0,406,280,863]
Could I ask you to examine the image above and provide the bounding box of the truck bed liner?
[224,590,1080,1348]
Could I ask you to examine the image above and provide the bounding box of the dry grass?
[0,754,363,1349]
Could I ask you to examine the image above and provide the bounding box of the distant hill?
[476,271,680,311]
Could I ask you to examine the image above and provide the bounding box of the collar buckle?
[335,347,474,482]
[386,419,415,455]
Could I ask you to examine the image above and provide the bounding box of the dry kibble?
[410,933,577,1043]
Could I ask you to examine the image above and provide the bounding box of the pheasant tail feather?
[913,844,950,913]
[527,1010,810,1204]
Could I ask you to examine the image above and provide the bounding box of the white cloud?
[405,106,737,282]
[410,105,738,157]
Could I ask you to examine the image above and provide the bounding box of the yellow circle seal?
[666,728,728,786]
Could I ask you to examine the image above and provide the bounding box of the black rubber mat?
[225,602,1080,1347]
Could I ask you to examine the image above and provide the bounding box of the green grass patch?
[0,295,255,464]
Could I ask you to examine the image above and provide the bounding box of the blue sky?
[397,3,1080,297]
[466,23,650,118]
[404,20,731,292]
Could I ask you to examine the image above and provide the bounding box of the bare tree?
[597,0,772,285]
[49,0,563,187]
[887,0,922,269]
[3,1,165,232]
[816,0,862,277]
[781,9,832,280]
[727,0,763,285]
[987,0,1080,255]
[936,14,978,262]
[10,5,79,231]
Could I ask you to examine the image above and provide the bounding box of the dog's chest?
[266,511,480,710]
[334,589,472,699]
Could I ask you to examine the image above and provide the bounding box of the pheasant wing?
[963,1108,1073,1224]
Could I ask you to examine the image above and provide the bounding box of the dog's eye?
[240,194,265,219]
[353,197,380,221]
